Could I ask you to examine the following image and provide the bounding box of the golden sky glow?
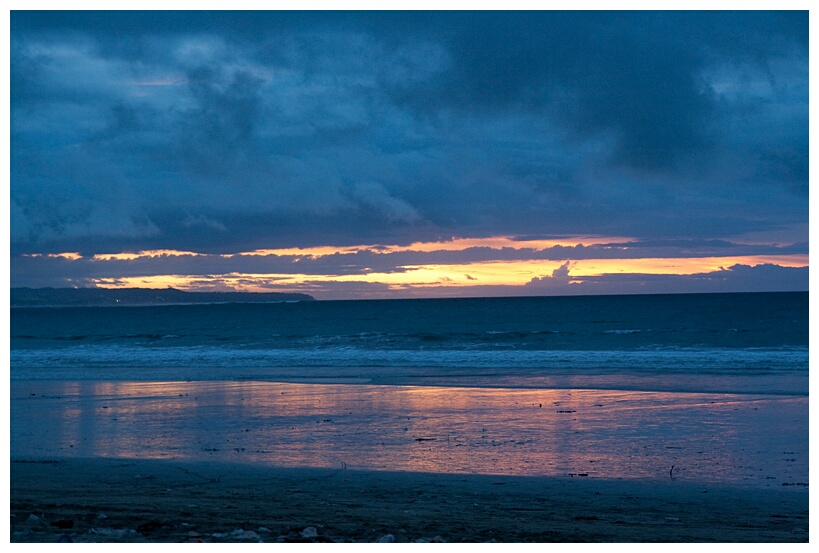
[80,235,638,262]
[25,235,807,297]
[91,249,202,261]
[89,254,809,292]
[241,235,637,257]
[76,236,806,267]
[22,252,83,260]
[10,12,807,301]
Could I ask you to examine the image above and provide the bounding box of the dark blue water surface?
[10,292,808,389]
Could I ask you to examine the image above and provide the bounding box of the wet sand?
[10,456,809,542]
[9,380,809,542]
[11,381,809,484]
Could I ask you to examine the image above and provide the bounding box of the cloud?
[526,261,575,290]
[342,181,423,223]
[9,11,808,271]
[175,65,267,178]
[525,263,808,296]
[9,237,808,291]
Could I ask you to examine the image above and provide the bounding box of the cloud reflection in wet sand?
[11,381,808,488]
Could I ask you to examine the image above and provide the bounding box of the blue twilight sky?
[8,9,810,298]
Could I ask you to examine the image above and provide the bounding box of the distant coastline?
[10,287,315,308]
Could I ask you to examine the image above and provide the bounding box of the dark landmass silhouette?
[11,287,315,307]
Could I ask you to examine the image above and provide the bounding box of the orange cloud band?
[89,254,808,291]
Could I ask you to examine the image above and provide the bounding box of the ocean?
[10,291,808,394]
[10,291,809,485]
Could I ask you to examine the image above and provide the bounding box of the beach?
[9,379,809,542]
[9,5,810,543]
[10,294,809,542]
[10,456,809,543]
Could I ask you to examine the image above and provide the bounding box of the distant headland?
[10,287,315,307]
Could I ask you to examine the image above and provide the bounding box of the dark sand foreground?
[10,456,808,543]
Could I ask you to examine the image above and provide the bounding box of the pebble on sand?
[415,535,446,543]
[91,527,138,539]
[231,529,261,540]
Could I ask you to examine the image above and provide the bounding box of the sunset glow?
[10,11,807,299]
[91,250,203,261]
[9,12,809,546]
[241,235,639,258]
[86,253,809,296]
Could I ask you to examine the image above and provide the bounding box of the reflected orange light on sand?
[13,381,807,484]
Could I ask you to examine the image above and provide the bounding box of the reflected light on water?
[10,381,808,488]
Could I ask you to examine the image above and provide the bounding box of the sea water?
[10,292,809,394]
[10,292,809,485]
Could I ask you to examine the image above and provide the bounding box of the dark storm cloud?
[10,10,808,261]
[394,12,714,169]
[385,11,807,169]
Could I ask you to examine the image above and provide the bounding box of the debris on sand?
[50,519,74,529]
[416,535,446,543]
[91,527,139,539]
[232,529,261,540]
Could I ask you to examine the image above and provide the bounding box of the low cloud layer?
[9,236,808,299]
[524,263,808,297]
[10,11,808,297]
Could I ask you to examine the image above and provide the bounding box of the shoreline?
[10,456,809,543]
[11,379,809,542]
[11,380,809,487]
[9,368,809,397]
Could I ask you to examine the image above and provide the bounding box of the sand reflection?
[11,381,808,488]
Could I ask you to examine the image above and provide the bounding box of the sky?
[8,8,810,299]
